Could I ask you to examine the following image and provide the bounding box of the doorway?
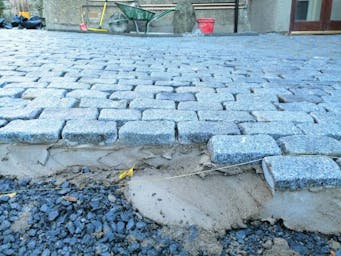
[290,0,341,32]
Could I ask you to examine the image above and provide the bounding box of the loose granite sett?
[134,85,174,93]
[110,91,155,100]
[275,102,325,112]
[208,135,281,164]
[119,121,175,145]
[224,101,277,111]
[311,112,341,125]
[262,156,341,192]
[0,119,65,144]
[66,89,110,99]
[279,135,341,155]
[178,121,240,144]
[178,101,223,111]
[252,111,314,123]
[0,120,7,127]
[278,94,322,104]
[196,92,234,103]
[39,108,98,120]
[0,97,28,108]
[239,122,302,139]
[62,120,117,144]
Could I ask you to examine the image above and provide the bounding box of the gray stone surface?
[262,156,341,192]
[22,88,66,99]
[178,121,240,144]
[40,108,98,120]
[0,107,42,120]
[143,109,197,122]
[0,120,7,127]
[0,97,28,108]
[156,92,195,102]
[29,97,78,108]
[130,99,175,110]
[79,98,126,109]
[66,89,109,99]
[278,94,322,104]
[119,121,175,145]
[275,102,325,112]
[310,112,341,125]
[239,122,302,139]
[135,85,173,93]
[0,88,25,98]
[198,110,255,122]
[178,101,223,111]
[296,123,341,139]
[208,135,281,164]
[279,135,341,155]
[110,91,154,100]
[0,119,64,144]
[224,100,277,111]
[252,111,314,123]
[99,109,141,125]
[62,120,117,144]
[196,92,234,103]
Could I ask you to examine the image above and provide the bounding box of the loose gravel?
[0,170,340,256]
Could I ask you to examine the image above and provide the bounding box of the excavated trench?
[1,143,340,236]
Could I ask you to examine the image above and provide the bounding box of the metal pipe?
[234,0,239,33]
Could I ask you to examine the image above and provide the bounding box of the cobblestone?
[119,121,175,145]
[130,99,175,110]
[239,122,302,139]
[252,111,314,123]
[262,156,341,192]
[22,88,66,99]
[29,97,78,108]
[62,120,117,144]
[0,88,25,98]
[178,101,223,111]
[66,89,109,99]
[178,121,240,144]
[99,109,141,125]
[296,123,341,139]
[208,135,281,164]
[0,120,7,127]
[79,98,126,109]
[110,91,154,100]
[279,135,341,155]
[40,108,98,120]
[198,110,255,122]
[0,119,64,144]
[0,107,42,120]
[156,92,195,102]
[143,109,197,122]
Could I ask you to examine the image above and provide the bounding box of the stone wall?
[1,0,43,20]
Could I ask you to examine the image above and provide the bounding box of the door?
[290,0,341,31]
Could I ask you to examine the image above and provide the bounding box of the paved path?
[0,30,340,190]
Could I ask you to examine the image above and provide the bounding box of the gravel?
[0,174,340,256]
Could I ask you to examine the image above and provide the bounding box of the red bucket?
[197,18,216,34]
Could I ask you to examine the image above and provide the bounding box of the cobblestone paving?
[0,30,340,189]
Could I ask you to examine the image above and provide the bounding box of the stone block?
[224,100,276,111]
[239,122,302,139]
[252,111,314,123]
[178,101,223,111]
[262,156,341,192]
[22,88,67,99]
[119,121,175,145]
[143,109,197,122]
[156,92,195,102]
[279,135,341,155]
[176,87,215,93]
[99,109,141,125]
[278,94,322,104]
[79,98,126,109]
[91,84,133,92]
[196,92,234,103]
[48,82,90,90]
[130,99,175,110]
[135,85,174,93]
[110,91,154,100]
[0,120,7,127]
[310,112,341,125]
[40,108,98,120]
[0,97,28,108]
[0,119,64,144]
[208,135,281,164]
[0,107,42,120]
[62,120,117,144]
[0,88,25,98]
[297,123,341,139]
[66,89,109,99]
[198,111,254,122]
[275,102,325,112]
[178,121,240,144]
[29,97,78,108]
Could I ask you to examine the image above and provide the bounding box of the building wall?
[249,0,292,33]
[42,0,251,33]
[1,0,43,20]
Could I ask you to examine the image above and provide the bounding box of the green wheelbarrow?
[115,2,177,34]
